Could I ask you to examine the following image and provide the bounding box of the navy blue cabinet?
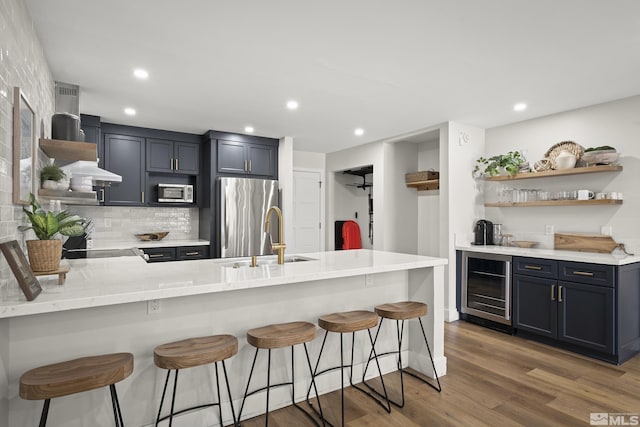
[104,133,146,206]
[140,245,209,262]
[147,139,199,175]
[514,256,637,363]
[217,139,277,179]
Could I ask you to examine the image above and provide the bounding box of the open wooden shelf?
[406,179,439,191]
[39,138,97,161]
[486,199,623,207]
[483,164,622,181]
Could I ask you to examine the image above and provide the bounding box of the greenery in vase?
[40,164,66,182]
[18,193,88,240]
[474,151,525,177]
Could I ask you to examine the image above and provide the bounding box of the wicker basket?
[26,239,62,272]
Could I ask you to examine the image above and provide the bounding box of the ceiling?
[24,0,640,153]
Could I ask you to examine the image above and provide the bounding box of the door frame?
[292,167,326,252]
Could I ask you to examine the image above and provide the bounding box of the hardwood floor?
[240,320,640,426]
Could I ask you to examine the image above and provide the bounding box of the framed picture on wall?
[13,87,36,205]
[0,240,42,301]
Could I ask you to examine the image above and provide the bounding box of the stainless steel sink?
[225,255,316,268]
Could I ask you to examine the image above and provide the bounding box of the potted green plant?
[18,193,89,272]
[40,164,67,190]
[473,151,525,177]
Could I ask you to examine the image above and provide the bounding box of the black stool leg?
[214,363,223,426]
[168,370,179,426]
[348,328,391,413]
[265,349,271,427]
[39,399,50,427]
[109,384,125,427]
[155,370,171,426]
[417,317,442,392]
[221,360,238,427]
[238,347,260,424]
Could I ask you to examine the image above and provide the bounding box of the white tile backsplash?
[70,206,199,243]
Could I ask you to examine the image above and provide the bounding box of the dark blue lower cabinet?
[558,281,614,355]
[513,256,639,364]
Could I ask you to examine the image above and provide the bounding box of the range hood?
[62,160,122,185]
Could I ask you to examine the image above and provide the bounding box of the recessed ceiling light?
[124,107,136,116]
[354,128,365,136]
[245,126,254,133]
[513,103,527,112]
[286,100,299,110]
[133,68,149,79]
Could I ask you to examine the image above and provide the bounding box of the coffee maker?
[473,220,494,245]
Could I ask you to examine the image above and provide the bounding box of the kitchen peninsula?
[0,249,446,427]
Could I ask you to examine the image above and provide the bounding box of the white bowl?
[71,185,93,193]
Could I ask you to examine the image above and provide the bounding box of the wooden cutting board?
[554,232,619,253]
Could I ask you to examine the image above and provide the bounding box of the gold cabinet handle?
[185,251,199,256]
[170,158,174,171]
[175,158,178,171]
[525,265,542,270]
[248,159,252,172]
[99,188,105,203]
[148,254,164,258]
[141,191,145,204]
[558,285,563,302]
[551,284,556,301]
[573,271,594,277]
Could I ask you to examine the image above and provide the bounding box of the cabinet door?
[558,281,615,354]
[175,142,199,175]
[104,134,145,206]
[147,139,173,173]
[217,140,247,175]
[514,274,557,338]
[247,143,277,178]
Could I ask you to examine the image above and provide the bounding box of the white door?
[292,170,323,253]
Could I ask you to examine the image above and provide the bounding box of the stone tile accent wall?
[71,206,200,243]
[0,0,54,293]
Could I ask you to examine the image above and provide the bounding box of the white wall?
[382,141,419,254]
[293,150,325,171]
[445,122,486,321]
[0,1,54,425]
[485,95,640,254]
[278,136,294,245]
[417,138,440,257]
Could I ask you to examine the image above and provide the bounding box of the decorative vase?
[26,239,62,272]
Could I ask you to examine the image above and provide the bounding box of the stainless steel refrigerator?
[218,177,279,258]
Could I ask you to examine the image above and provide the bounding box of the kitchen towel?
[342,220,362,250]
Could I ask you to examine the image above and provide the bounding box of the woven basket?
[26,239,62,272]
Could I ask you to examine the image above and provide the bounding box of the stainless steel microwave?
[157,184,194,203]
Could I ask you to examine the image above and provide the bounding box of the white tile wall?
[0,0,54,291]
[71,206,199,243]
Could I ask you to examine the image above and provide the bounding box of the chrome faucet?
[265,206,286,264]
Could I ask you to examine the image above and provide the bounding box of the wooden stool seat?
[318,310,378,333]
[154,334,238,370]
[246,321,316,349]
[20,352,133,401]
[375,301,427,320]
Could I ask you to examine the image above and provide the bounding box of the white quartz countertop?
[456,244,640,265]
[92,239,210,250]
[0,250,447,319]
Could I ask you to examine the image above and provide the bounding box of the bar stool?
[153,334,238,427]
[238,321,323,426]
[19,352,133,427]
[363,301,441,408]
[307,310,390,427]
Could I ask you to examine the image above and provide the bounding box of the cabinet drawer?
[177,246,209,261]
[559,261,615,287]
[513,257,558,279]
[142,247,176,262]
